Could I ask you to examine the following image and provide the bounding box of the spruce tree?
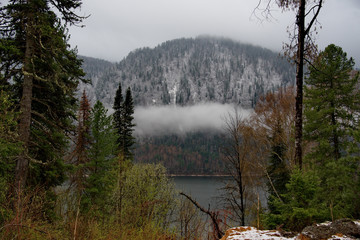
[113,83,124,148]
[113,84,135,161]
[123,87,136,160]
[304,44,360,220]
[0,0,85,193]
[82,100,117,215]
[304,44,360,164]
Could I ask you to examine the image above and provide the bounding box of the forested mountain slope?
[78,37,295,174]
[80,36,295,108]
[77,56,115,104]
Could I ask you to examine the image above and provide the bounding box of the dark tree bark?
[14,4,35,193]
[3,0,86,198]
[256,0,323,169]
[294,0,305,168]
[294,0,323,168]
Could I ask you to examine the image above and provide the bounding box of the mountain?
[77,56,115,104]
[79,36,295,109]
[78,37,295,175]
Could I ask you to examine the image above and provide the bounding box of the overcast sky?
[68,0,360,67]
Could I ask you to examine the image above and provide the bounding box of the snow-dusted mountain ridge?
[79,36,295,108]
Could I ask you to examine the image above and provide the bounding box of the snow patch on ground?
[221,225,359,240]
[220,226,296,240]
[317,221,332,226]
[328,235,355,240]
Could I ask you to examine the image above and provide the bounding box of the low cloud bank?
[134,103,252,136]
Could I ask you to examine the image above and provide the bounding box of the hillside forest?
[1,0,360,240]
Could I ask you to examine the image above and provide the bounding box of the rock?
[220,220,360,240]
[301,219,360,240]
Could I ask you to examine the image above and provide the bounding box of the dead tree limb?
[180,192,224,240]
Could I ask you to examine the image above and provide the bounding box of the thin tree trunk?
[294,0,305,169]
[15,2,34,193]
[237,162,245,226]
[331,110,340,161]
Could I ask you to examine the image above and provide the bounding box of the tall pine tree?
[304,44,360,220]
[82,100,117,215]
[0,0,86,193]
[113,84,135,161]
[113,83,124,149]
[123,87,136,160]
[304,44,360,163]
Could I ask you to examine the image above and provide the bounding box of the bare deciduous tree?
[221,87,295,226]
[221,107,263,226]
[254,0,323,168]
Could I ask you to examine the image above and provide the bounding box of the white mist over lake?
[134,103,252,136]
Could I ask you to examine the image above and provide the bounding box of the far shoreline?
[168,174,231,177]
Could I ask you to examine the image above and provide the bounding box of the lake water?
[172,175,268,210]
[172,176,229,210]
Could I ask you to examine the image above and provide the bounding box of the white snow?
[221,226,358,240]
[221,226,296,240]
[317,221,332,226]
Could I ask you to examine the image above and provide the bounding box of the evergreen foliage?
[113,84,136,161]
[304,44,360,163]
[71,90,91,195]
[122,87,136,160]
[0,1,205,239]
[0,90,21,223]
[113,83,124,144]
[134,131,225,175]
[0,90,20,171]
[304,44,360,220]
[81,101,117,216]
[265,169,325,231]
[266,123,290,214]
[0,0,86,191]
[265,44,360,231]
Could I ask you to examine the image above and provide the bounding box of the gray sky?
[69,0,360,66]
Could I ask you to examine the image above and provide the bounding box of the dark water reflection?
[172,176,230,210]
[172,175,268,215]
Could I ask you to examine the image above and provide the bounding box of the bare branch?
[180,192,224,239]
[305,0,323,36]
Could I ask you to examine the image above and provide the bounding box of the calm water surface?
[172,176,229,209]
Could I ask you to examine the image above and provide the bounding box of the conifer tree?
[113,84,135,161]
[304,44,360,164]
[258,0,324,167]
[113,83,124,148]
[0,0,85,193]
[304,44,360,221]
[0,90,21,223]
[82,100,117,215]
[123,87,136,160]
[72,90,91,194]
